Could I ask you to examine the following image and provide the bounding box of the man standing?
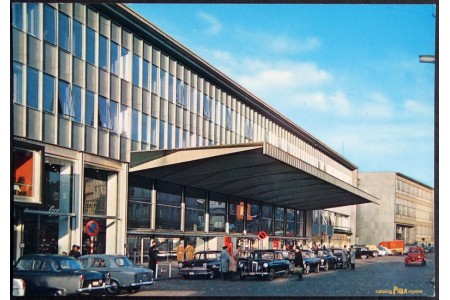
[229,245,241,281]
[350,246,356,270]
[342,245,348,269]
[293,246,303,281]
[219,245,230,280]
[68,245,81,259]
[176,242,185,263]
[185,242,195,261]
[148,241,159,275]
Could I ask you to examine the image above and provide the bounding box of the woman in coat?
[293,246,303,281]
[176,243,185,263]
[350,246,356,270]
[219,245,230,280]
[341,245,348,269]
[228,245,241,281]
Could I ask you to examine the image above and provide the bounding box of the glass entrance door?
[23,213,60,255]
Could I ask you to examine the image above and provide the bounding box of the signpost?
[85,220,100,254]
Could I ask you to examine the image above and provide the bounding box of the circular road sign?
[258,231,268,240]
[85,220,100,237]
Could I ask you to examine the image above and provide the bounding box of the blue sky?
[129,3,436,187]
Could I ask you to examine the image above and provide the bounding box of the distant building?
[357,172,434,246]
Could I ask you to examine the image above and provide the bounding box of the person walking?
[229,245,241,281]
[350,246,356,270]
[185,243,195,261]
[342,245,348,269]
[148,241,159,275]
[219,245,230,280]
[68,245,81,259]
[176,242,185,263]
[293,246,303,281]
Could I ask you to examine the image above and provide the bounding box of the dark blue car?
[316,249,338,271]
[238,250,290,281]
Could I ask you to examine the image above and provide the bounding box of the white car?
[377,246,392,256]
[12,278,26,296]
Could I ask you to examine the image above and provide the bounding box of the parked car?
[316,249,338,271]
[178,251,221,279]
[377,245,392,256]
[365,245,380,257]
[238,250,290,281]
[12,278,26,296]
[301,249,321,274]
[78,254,154,295]
[424,246,434,253]
[352,246,376,259]
[330,248,348,269]
[405,246,427,266]
[13,254,111,296]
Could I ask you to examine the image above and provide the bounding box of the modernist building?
[12,3,379,263]
[357,172,434,247]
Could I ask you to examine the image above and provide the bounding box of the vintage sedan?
[316,249,338,271]
[12,278,26,297]
[78,254,154,295]
[301,250,321,274]
[178,251,221,279]
[238,250,290,281]
[405,246,427,266]
[13,254,111,296]
[353,246,377,259]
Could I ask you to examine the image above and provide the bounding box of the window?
[72,85,82,123]
[160,69,167,99]
[27,67,39,109]
[167,123,173,149]
[99,35,108,71]
[13,62,24,105]
[110,41,120,76]
[156,181,181,230]
[132,109,139,141]
[58,12,70,51]
[58,80,74,118]
[286,208,295,236]
[247,202,260,234]
[13,149,35,198]
[27,3,40,39]
[83,168,109,216]
[209,194,226,232]
[274,207,285,236]
[176,79,185,106]
[244,119,253,140]
[73,20,83,59]
[85,90,95,126]
[12,3,23,31]
[296,210,304,236]
[43,4,56,44]
[142,113,149,143]
[151,117,157,146]
[86,27,96,65]
[132,54,140,86]
[261,205,273,235]
[43,74,55,113]
[228,199,244,234]
[110,101,118,133]
[226,107,232,129]
[197,89,202,115]
[98,96,109,129]
[120,105,131,137]
[159,120,165,148]
[128,178,152,229]
[151,65,158,95]
[142,60,150,91]
[168,74,174,103]
[190,86,196,113]
[203,94,211,119]
[185,187,206,232]
[121,47,131,81]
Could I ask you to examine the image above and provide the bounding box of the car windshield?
[302,251,315,258]
[332,250,343,255]
[252,252,274,260]
[59,258,84,270]
[317,251,329,257]
[115,257,134,266]
[195,253,219,260]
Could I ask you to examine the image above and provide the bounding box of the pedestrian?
[68,245,81,259]
[148,241,159,275]
[176,242,185,263]
[341,245,348,269]
[219,245,230,280]
[350,246,356,270]
[293,246,303,281]
[61,251,68,256]
[229,245,241,281]
[185,242,195,261]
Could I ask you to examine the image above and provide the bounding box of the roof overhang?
[130,143,379,210]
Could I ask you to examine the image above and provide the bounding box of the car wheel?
[107,280,120,296]
[324,262,329,271]
[208,271,215,279]
[315,265,320,273]
[267,269,275,281]
[422,260,426,266]
[361,255,367,259]
[240,272,247,280]
[283,269,290,278]
[304,265,310,274]
[126,287,140,294]
[182,275,190,279]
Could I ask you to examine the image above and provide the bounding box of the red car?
[404,247,427,266]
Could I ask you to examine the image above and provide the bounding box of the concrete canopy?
[130,143,379,210]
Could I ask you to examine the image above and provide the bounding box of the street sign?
[85,220,100,237]
[258,231,268,240]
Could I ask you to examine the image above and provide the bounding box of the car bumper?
[179,268,211,276]
[241,271,269,276]
[130,280,155,287]
[76,282,113,293]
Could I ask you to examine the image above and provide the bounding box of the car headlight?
[203,263,208,268]
[263,263,268,268]
[321,259,324,263]
[239,263,243,268]
[178,263,183,268]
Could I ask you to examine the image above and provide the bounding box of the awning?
[130,143,379,210]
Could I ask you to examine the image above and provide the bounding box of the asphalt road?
[124,254,436,298]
